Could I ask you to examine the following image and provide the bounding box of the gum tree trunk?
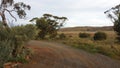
[1,12,8,27]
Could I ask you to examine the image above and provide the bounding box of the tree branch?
[4,9,17,21]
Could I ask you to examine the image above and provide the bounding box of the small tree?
[0,0,31,27]
[30,14,68,39]
[93,32,107,41]
[104,4,120,42]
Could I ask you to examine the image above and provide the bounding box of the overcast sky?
[14,0,120,27]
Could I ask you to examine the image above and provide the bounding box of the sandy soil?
[18,40,120,68]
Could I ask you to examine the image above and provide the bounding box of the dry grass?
[57,30,120,60]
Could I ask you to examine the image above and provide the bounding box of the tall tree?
[0,0,31,27]
[30,13,68,39]
[104,4,120,42]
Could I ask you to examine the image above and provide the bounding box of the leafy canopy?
[104,4,120,42]
[30,13,68,39]
[0,0,31,27]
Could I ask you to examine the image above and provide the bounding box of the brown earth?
[18,40,120,68]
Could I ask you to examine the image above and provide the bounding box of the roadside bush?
[59,33,66,39]
[93,32,107,41]
[0,40,13,68]
[0,24,37,67]
[12,24,37,40]
[79,32,90,38]
[0,40,30,68]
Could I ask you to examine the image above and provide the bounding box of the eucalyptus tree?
[30,13,68,39]
[0,0,31,64]
[104,4,120,42]
[0,0,31,27]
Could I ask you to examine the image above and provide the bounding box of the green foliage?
[79,32,90,38]
[0,24,37,67]
[104,4,120,42]
[73,43,98,53]
[30,14,67,39]
[0,0,31,27]
[12,24,37,40]
[59,33,66,39]
[0,40,29,68]
[93,32,107,41]
[0,40,13,68]
[114,20,120,42]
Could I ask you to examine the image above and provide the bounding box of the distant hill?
[60,26,113,32]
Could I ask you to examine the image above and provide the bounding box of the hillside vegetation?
[60,26,113,32]
[57,26,120,60]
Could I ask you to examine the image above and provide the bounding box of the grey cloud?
[14,0,120,27]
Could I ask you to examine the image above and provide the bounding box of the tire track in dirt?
[19,40,120,68]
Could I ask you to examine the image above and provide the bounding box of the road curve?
[19,40,120,68]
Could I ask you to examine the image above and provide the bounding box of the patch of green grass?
[71,43,98,53]
[67,41,120,60]
[55,31,120,60]
[57,36,120,60]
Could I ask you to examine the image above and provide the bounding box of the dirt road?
[19,40,120,68]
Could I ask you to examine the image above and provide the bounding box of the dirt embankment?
[18,40,120,68]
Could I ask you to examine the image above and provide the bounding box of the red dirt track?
[18,40,120,68]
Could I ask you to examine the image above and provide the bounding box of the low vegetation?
[0,0,120,67]
[57,30,120,60]
[0,24,37,68]
[59,33,66,39]
[93,32,107,41]
[79,32,90,38]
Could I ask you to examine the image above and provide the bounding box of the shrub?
[79,32,90,38]
[24,24,38,40]
[93,32,107,40]
[104,4,120,43]
[0,40,13,68]
[0,24,37,67]
[12,24,37,40]
[0,40,29,68]
[59,33,66,39]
